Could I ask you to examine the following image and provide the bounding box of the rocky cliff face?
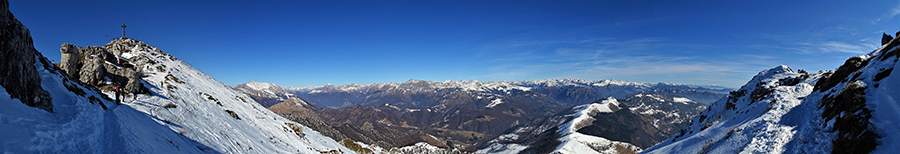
[0,0,51,112]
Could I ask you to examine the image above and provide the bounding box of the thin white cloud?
[872,4,900,24]
[755,27,879,55]
[475,38,767,87]
[819,41,871,54]
[762,41,874,55]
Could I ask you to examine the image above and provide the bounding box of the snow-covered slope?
[552,98,643,154]
[643,32,900,153]
[477,97,642,154]
[1,37,355,153]
[112,38,353,153]
[1,2,214,152]
[0,56,209,153]
[0,8,355,152]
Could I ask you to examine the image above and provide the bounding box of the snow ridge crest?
[643,31,900,154]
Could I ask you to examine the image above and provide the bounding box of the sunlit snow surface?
[643,41,900,153]
[0,39,353,153]
[486,98,504,108]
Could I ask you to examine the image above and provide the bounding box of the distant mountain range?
[236,79,728,151]
[284,79,730,109]
[7,0,899,152]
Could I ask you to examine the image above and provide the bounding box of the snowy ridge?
[642,65,814,153]
[240,81,290,98]
[110,38,352,153]
[553,133,641,154]
[643,35,900,153]
[486,98,504,108]
[634,94,665,102]
[672,97,692,104]
[243,81,276,91]
[550,97,640,154]
[560,97,619,133]
[233,81,302,107]
[0,38,354,153]
[478,97,641,154]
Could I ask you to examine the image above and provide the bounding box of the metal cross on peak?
[121,23,127,38]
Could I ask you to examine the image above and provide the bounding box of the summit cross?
[120,23,127,38]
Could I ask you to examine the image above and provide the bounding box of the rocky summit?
[59,40,145,94]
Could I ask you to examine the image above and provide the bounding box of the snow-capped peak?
[477,96,642,154]
[243,81,277,91]
[561,97,619,134]
[485,98,504,108]
[672,97,693,104]
[644,33,900,153]
[634,94,665,102]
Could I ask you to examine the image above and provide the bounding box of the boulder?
[59,43,81,78]
[126,74,142,92]
[0,0,52,112]
[883,33,893,45]
[79,55,105,86]
[103,62,142,92]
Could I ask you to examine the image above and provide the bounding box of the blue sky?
[10,0,900,88]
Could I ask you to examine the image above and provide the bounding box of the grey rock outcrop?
[66,41,144,93]
[883,33,893,45]
[0,0,52,112]
[59,43,81,78]
[79,54,105,86]
[103,61,140,92]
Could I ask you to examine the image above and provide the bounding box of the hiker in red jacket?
[115,86,122,105]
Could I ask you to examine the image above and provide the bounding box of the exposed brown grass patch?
[162,103,177,109]
[225,110,240,120]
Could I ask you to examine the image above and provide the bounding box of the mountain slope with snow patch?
[643,32,900,154]
[233,81,305,107]
[112,38,354,153]
[478,97,642,154]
